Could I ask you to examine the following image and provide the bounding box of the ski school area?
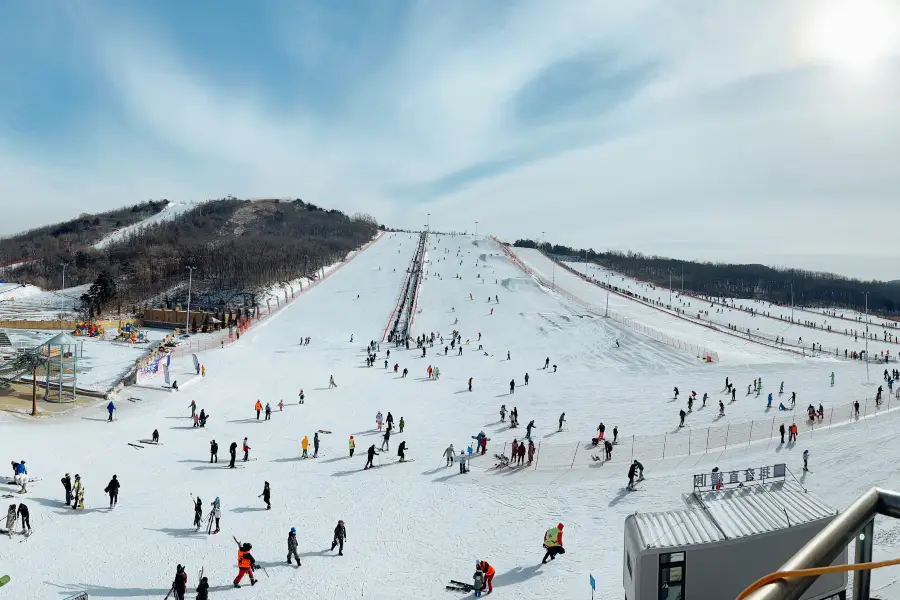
[2,232,899,599]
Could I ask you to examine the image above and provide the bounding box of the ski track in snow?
[1,232,897,599]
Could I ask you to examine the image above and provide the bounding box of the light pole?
[669,269,673,308]
[790,281,794,323]
[475,221,478,236]
[541,231,545,250]
[185,266,196,334]
[605,270,610,317]
[426,213,430,234]
[864,291,870,384]
[60,262,68,311]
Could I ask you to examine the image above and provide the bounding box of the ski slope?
[93,201,194,249]
[1,233,898,600]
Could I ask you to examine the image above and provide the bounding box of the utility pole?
[426,213,430,234]
[31,365,37,417]
[60,262,68,311]
[864,291,870,384]
[583,250,588,278]
[790,281,794,323]
[669,270,673,307]
[605,270,610,317]
[185,266,196,334]
[681,265,684,294]
[475,221,478,236]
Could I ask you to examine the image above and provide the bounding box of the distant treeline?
[512,239,900,316]
[4,198,378,318]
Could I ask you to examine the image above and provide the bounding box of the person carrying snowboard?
[331,519,347,555]
[104,474,120,508]
[287,527,301,566]
[233,542,258,587]
[257,481,271,510]
[72,474,82,510]
[542,523,565,563]
[172,564,188,600]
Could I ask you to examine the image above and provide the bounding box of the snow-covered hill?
[1,233,895,600]
[93,201,194,249]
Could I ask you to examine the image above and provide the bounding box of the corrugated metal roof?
[631,482,836,550]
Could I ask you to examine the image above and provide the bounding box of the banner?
[163,363,170,385]
[136,356,164,384]
[192,353,199,373]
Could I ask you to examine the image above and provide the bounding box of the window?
[659,552,686,600]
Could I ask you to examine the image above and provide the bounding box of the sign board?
[693,463,786,490]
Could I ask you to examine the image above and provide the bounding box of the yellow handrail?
[736,556,900,600]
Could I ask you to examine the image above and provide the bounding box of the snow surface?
[1,232,897,599]
[0,284,89,320]
[93,201,194,249]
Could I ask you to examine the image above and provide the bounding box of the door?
[659,551,685,600]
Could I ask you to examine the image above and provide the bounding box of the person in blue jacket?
[14,461,27,493]
[107,401,116,422]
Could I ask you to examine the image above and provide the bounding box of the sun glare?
[807,0,899,70]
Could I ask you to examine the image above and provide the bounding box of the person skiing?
[265,402,272,421]
[558,412,565,431]
[525,419,535,439]
[208,497,221,534]
[152,428,160,443]
[500,404,507,422]
[779,423,786,444]
[72,474,82,510]
[313,431,320,458]
[331,519,347,555]
[542,523,565,563]
[104,474,120,508]
[381,428,391,451]
[193,496,203,530]
[803,450,810,472]
[17,503,30,535]
[210,440,219,463]
[443,444,456,467]
[107,400,116,422]
[287,527,301,566]
[509,379,515,394]
[278,399,284,411]
[628,460,644,490]
[473,564,484,598]
[242,437,250,461]
[329,374,337,389]
[348,435,356,457]
[612,425,619,444]
[468,377,473,392]
[61,473,73,506]
[233,542,258,587]
[172,564,188,600]
[398,440,408,462]
[255,400,262,420]
[376,411,384,431]
[196,576,209,600]
[477,560,496,594]
[259,481,271,510]
[604,439,613,461]
[679,409,687,428]
[718,400,725,416]
[399,417,405,433]
[301,435,310,458]
[597,422,606,440]
[365,444,379,469]
[229,442,237,468]
[199,410,207,428]
[5,504,15,538]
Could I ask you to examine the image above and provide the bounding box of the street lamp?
[427,213,430,234]
[60,262,68,311]
[864,291,870,384]
[185,266,196,333]
[475,221,478,236]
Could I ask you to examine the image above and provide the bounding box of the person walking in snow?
[301,435,310,458]
[242,437,250,461]
[313,431,320,458]
[17,502,30,535]
[542,523,566,563]
[399,417,405,433]
[172,564,188,600]
[365,445,379,469]
[254,400,262,420]
[104,474,120,508]
[61,473,72,506]
[558,412,565,431]
[233,542,258,587]
[5,504,16,537]
[331,519,347,555]
[524,372,529,385]
[287,527,301,566]
[229,442,237,468]
[444,444,456,467]
[348,435,356,457]
[265,402,272,421]
[381,428,391,452]
[107,400,116,422]
[259,481,271,510]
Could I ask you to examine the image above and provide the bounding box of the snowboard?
[0,575,9,587]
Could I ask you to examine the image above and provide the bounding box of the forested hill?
[2,198,379,316]
[513,239,900,316]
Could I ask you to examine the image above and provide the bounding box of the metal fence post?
[705,428,710,452]
[748,421,754,446]
[769,418,775,440]
[663,432,667,458]
[570,443,579,468]
[724,424,730,450]
[534,442,541,470]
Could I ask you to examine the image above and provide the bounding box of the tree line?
[512,239,900,316]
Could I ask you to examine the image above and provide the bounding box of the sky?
[1,0,900,279]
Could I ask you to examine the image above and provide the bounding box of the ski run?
[2,232,899,599]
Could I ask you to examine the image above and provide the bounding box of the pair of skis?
[447,580,474,592]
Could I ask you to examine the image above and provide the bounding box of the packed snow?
[93,201,195,250]
[1,233,898,600]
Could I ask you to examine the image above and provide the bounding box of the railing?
[492,392,899,471]
[496,240,718,362]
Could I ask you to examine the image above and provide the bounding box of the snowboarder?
[558,412,565,431]
[365,445,379,469]
[331,519,347,555]
[229,442,237,468]
[210,440,219,463]
[542,523,565,563]
[286,527,301,566]
[444,445,456,467]
[61,473,72,506]
[679,409,687,428]
[107,400,116,422]
[233,542,258,587]
[16,503,29,535]
[349,435,356,457]
[172,564,188,600]
[259,481,271,510]
[313,431,320,458]
[242,437,250,461]
[398,440,408,462]
[104,474,120,508]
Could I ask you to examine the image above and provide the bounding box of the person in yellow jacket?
[254,400,262,420]
[301,436,309,458]
[542,523,566,564]
[348,435,356,457]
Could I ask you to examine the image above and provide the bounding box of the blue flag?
[589,574,595,590]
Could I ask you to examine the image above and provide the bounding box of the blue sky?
[2,0,900,278]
